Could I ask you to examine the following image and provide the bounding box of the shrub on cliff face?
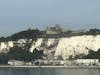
[8,46,33,62]
[0,53,9,64]
[32,48,44,59]
[84,49,100,60]
[7,46,44,62]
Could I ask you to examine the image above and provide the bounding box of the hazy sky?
[0,0,100,36]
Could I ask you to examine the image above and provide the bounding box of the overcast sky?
[0,0,100,36]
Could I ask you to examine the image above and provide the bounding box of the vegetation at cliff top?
[0,28,100,42]
[0,29,44,41]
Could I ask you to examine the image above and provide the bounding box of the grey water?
[0,68,100,75]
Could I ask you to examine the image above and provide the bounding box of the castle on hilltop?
[46,25,62,35]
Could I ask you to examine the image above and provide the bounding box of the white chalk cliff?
[0,35,100,60]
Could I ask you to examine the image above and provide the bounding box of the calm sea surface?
[0,68,100,75]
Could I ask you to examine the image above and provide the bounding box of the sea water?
[0,68,100,75]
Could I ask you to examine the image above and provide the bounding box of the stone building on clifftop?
[46,25,62,35]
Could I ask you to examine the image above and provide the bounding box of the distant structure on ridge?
[46,24,62,35]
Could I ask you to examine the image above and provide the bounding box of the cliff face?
[55,35,100,59]
[0,35,100,60]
